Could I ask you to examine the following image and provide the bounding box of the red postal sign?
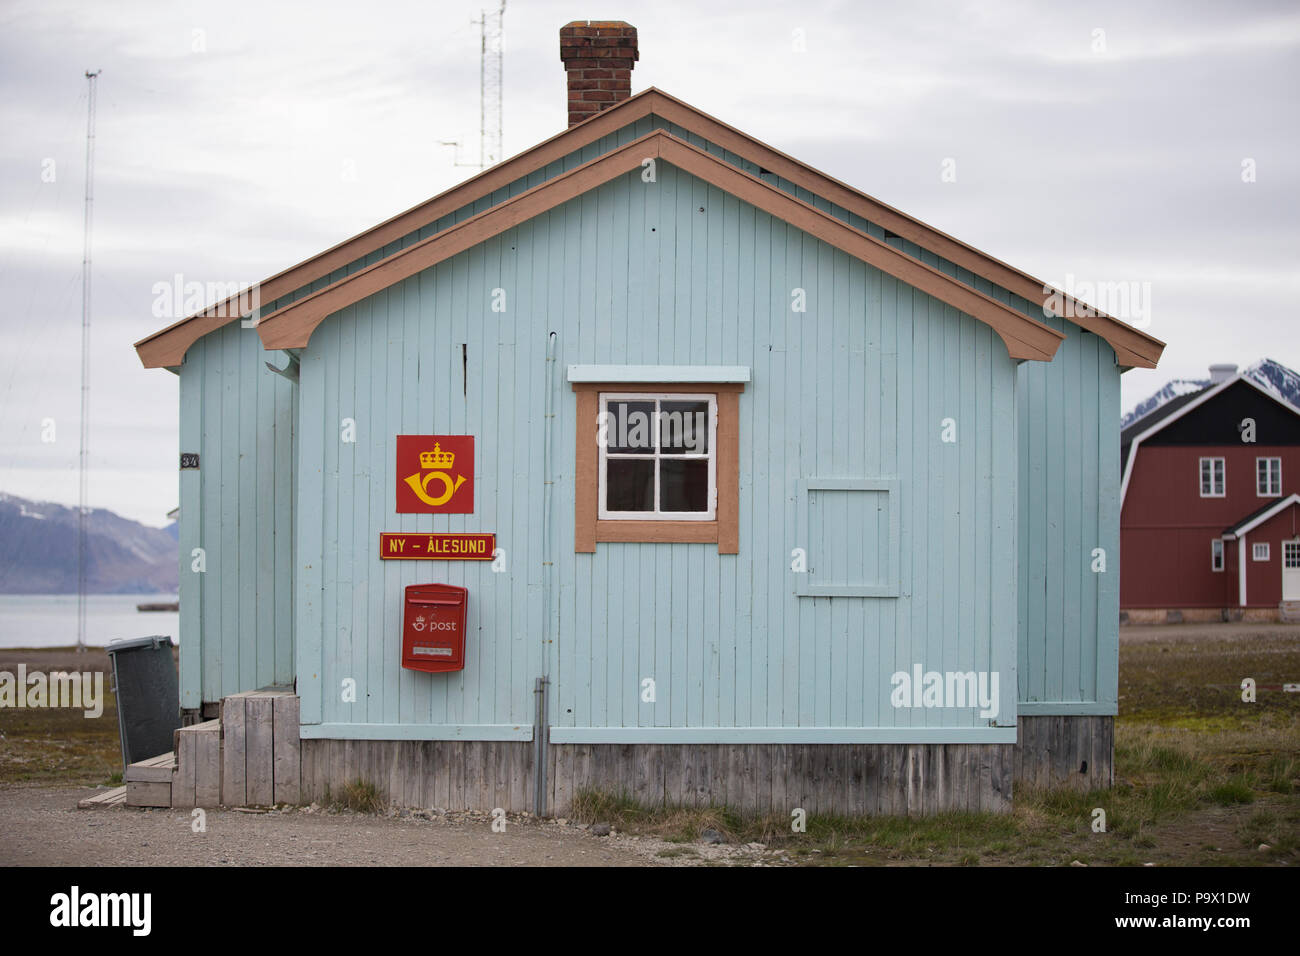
[396,435,474,514]
[380,533,495,560]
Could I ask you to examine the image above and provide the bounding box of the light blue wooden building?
[134,26,1164,814]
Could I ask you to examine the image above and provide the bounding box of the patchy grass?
[570,786,1027,865]
[325,778,388,814]
[1117,626,1300,727]
[0,647,124,787]
[1240,807,1300,856]
[567,625,1300,866]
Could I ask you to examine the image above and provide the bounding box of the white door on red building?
[1284,540,1300,601]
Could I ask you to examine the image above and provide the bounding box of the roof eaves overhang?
[136,84,1139,370]
[254,129,1064,363]
[133,89,667,368]
[637,89,1165,369]
[1222,493,1300,538]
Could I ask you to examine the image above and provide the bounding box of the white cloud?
[1,0,1298,524]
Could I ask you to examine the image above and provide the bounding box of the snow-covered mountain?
[1121,377,1210,429]
[1246,357,1300,410]
[1121,357,1300,429]
[0,493,178,594]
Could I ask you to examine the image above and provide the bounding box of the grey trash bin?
[106,635,181,769]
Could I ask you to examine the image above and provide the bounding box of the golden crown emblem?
[420,443,455,470]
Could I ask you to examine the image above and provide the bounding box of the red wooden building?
[1121,365,1300,619]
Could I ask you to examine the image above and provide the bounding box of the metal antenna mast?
[77,69,100,654]
[440,2,505,170]
[479,1,506,167]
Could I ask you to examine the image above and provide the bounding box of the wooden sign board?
[380,533,495,560]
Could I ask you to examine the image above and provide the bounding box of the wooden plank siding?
[169,103,1127,828]
[182,110,1114,725]
[1015,321,1121,714]
[174,121,659,711]
[179,322,297,708]
[662,133,1119,716]
[294,159,1021,742]
[658,114,1118,715]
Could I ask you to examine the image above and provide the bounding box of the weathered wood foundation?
[1012,715,1114,792]
[299,739,1019,816]
[125,697,1112,815]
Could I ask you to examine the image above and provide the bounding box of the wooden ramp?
[78,786,126,810]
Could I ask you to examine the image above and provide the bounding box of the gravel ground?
[0,786,784,867]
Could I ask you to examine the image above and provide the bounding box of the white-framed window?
[1253,542,1271,562]
[598,392,717,520]
[1199,457,1225,497]
[1285,541,1300,569]
[1211,538,1224,572]
[1256,457,1282,497]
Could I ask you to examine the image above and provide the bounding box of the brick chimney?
[559,20,638,127]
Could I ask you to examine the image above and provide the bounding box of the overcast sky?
[1,0,1297,526]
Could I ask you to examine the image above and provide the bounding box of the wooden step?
[124,750,176,808]
[125,751,175,783]
[222,691,300,807]
[125,780,171,808]
[173,719,222,809]
[78,786,126,810]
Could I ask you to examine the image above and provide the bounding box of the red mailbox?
[402,583,468,673]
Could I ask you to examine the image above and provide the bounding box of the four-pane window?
[598,393,717,520]
[1256,457,1282,496]
[1199,457,1225,497]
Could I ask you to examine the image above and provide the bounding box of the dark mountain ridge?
[0,493,178,594]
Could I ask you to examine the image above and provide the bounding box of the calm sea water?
[0,594,179,649]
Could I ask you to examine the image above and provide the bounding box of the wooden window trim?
[1211,538,1225,572]
[573,382,743,553]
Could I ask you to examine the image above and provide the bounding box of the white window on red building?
[1200,457,1225,497]
[1256,457,1281,497]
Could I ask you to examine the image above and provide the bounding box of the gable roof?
[1119,387,1208,473]
[1222,494,1300,538]
[1121,373,1300,504]
[257,129,1065,361]
[135,87,1161,369]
